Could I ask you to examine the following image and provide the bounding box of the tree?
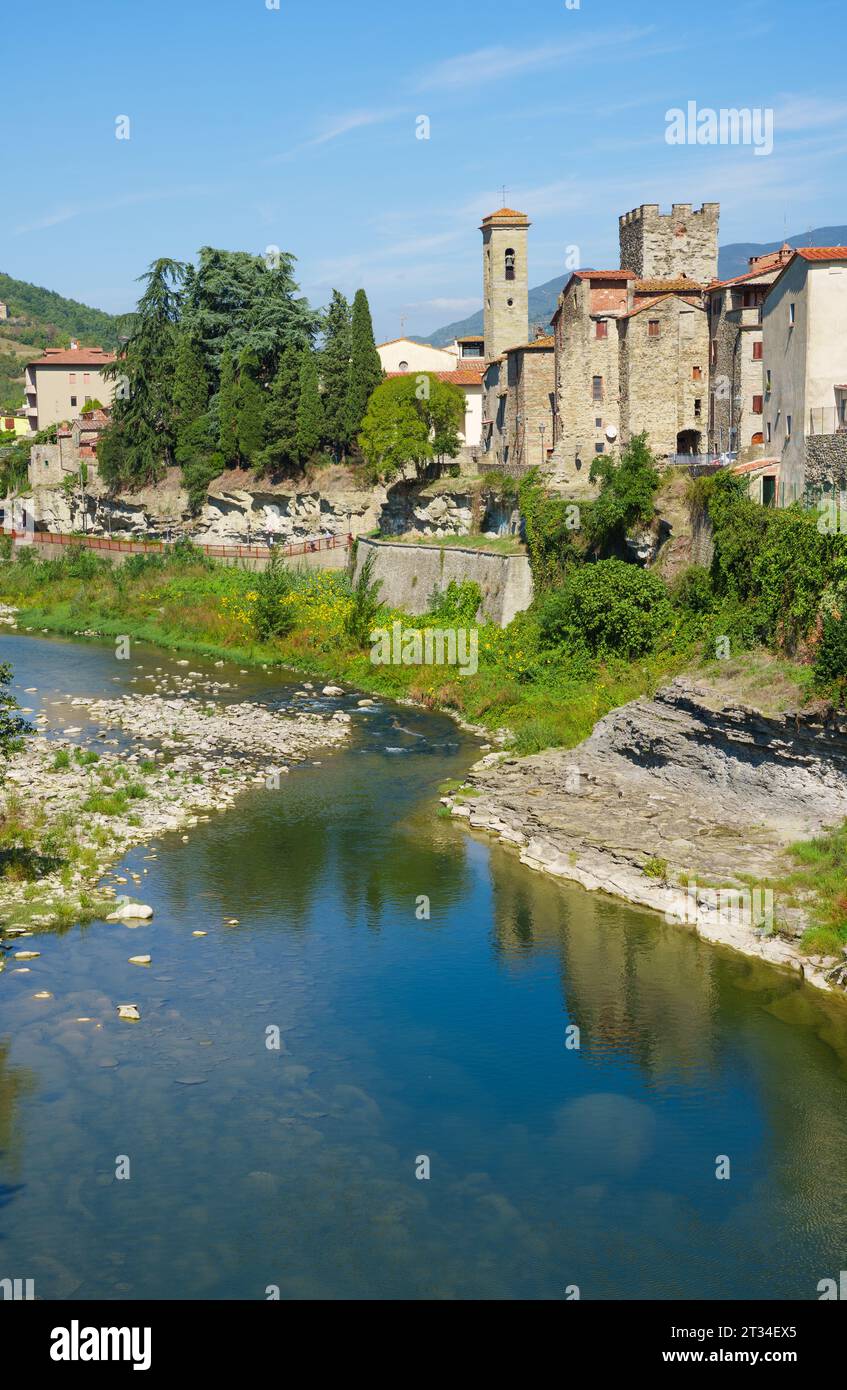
[584,432,660,557]
[79,398,105,416]
[258,344,302,475]
[236,346,266,465]
[320,290,351,459]
[182,246,317,385]
[295,349,324,462]
[345,288,383,445]
[172,331,209,457]
[358,374,463,483]
[0,662,30,782]
[100,257,189,485]
[218,350,239,465]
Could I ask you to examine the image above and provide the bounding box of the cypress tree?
[259,344,302,475]
[295,349,324,462]
[320,289,351,459]
[236,345,266,465]
[344,288,383,447]
[218,350,239,465]
[172,331,209,457]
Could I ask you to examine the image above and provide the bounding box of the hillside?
[0,271,121,409]
[422,224,847,345]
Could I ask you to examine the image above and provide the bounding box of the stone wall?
[353,537,533,627]
[619,203,719,283]
[619,297,710,457]
[805,434,847,490]
[549,279,621,491]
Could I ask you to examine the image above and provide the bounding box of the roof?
[386,368,483,386]
[480,207,529,224]
[634,277,704,293]
[376,337,453,351]
[504,335,554,353]
[706,265,786,294]
[571,269,635,282]
[731,458,780,476]
[618,293,705,320]
[764,245,847,298]
[455,334,484,343]
[27,347,115,368]
[57,408,112,436]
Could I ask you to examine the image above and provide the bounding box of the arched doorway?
[676,429,701,456]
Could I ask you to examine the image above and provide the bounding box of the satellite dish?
[605,425,618,441]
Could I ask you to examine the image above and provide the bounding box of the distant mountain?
[422,225,847,346]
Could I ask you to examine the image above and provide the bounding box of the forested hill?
[0,272,121,351]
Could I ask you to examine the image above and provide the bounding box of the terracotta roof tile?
[480,207,529,223]
[635,277,704,293]
[27,347,115,367]
[795,246,847,261]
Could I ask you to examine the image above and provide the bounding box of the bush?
[814,610,847,703]
[537,558,673,660]
[427,579,481,625]
[251,553,296,641]
[584,432,660,556]
[344,550,383,646]
[122,552,166,580]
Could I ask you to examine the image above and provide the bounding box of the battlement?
[619,201,720,282]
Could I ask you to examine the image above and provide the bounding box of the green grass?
[775,823,847,954]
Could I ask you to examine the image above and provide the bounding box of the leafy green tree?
[358,373,463,483]
[79,398,105,415]
[584,432,660,556]
[345,550,384,646]
[815,609,847,704]
[1,662,30,781]
[320,290,351,458]
[295,349,324,461]
[258,344,302,475]
[218,350,239,465]
[345,289,383,445]
[538,558,673,660]
[236,346,266,465]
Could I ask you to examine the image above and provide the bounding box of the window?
[592,375,603,401]
[648,319,660,337]
[752,394,763,414]
[595,417,603,428]
[710,341,718,366]
[594,442,604,453]
[786,414,792,438]
[767,421,772,443]
[505,248,515,281]
[70,396,77,407]
[752,341,763,360]
[595,320,608,339]
[765,369,772,392]
[692,365,702,380]
[789,303,796,327]
[83,372,90,384]
[694,398,702,418]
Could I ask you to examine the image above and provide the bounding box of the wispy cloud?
[14,185,223,236]
[417,28,655,91]
[268,108,403,163]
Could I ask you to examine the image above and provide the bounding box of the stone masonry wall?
[620,298,710,457]
[353,538,533,627]
[619,203,719,284]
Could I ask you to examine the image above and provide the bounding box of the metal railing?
[809,406,847,436]
[0,527,353,560]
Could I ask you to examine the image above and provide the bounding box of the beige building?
[481,208,530,360]
[705,246,793,460]
[481,332,555,471]
[378,337,484,448]
[619,202,720,282]
[24,344,116,431]
[761,247,847,502]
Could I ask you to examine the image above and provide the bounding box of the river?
[2,631,847,1300]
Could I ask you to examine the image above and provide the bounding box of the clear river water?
[2,631,847,1300]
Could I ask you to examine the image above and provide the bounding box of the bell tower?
[481,207,530,360]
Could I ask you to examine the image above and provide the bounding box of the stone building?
[619,202,720,282]
[481,207,531,361]
[480,331,555,470]
[761,247,847,502]
[618,291,709,459]
[28,410,109,489]
[704,246,793,460]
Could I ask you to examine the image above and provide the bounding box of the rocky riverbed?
[0,686,351,946]
[444,677,847,994]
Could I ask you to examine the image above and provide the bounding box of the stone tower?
[619,202,720,283]
[481,207,530,359]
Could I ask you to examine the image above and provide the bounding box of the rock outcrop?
[445,678,847,992]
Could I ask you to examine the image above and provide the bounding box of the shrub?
[814,610,847,703]
[584,432,660,556]
[251,552,296,641]
[345,550,383,646]
[537,558,673,660]
[427,579,482,625]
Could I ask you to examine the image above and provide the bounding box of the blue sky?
[3,0,845,340]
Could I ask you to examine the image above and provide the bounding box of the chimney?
[70,338,79,350]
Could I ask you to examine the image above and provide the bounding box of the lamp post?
[539,422,546,467]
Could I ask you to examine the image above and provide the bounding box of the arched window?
[505,248,515,281]
[398,360,409,372]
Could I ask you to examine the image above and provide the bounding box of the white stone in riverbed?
[322,686,344,696]
[107,902,153,921]
[117,1004,141,1021]
[129,955,151,966]
[14,950,40,960]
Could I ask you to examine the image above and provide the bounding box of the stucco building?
[24,344,116,431]
[377,337,484,448]
[761,247,847,502]
[481,331,555,470]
